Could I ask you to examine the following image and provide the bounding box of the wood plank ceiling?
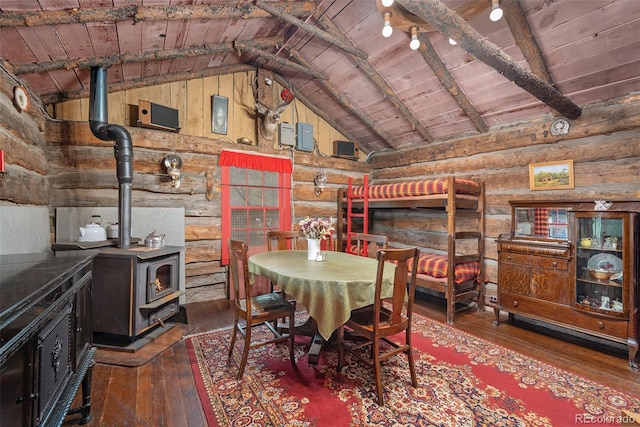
[1,0,639,155]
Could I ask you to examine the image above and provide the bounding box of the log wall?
[2,62,640,304]
[45,120,367,301]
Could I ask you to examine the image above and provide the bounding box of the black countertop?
[0,250,98,325]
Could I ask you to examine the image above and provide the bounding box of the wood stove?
[91,246,182,341]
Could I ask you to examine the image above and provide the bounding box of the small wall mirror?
[514,207,570,240]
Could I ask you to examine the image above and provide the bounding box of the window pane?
[264,188,278,207]
[264,171,278,188]
[249,209,263,229]
[248,188,262,206]
[249,229,264,247]
[230,187,246,206]
[247,169,262,186]
[265,209,280,230]
[230,167,246,185]
[231,209,247,231]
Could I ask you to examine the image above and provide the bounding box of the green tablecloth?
[248,250,396,340]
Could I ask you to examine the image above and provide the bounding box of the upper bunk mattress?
[350,178,480,199]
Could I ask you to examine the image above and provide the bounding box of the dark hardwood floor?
[64,295,640,427]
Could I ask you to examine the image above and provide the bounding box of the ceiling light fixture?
[409,27,420,50]
[381,0,394,7]
[490,0,503,22]
[382,12,393,38]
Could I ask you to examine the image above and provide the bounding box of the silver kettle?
[145,229,165,248]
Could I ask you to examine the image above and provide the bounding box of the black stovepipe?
[89,66,133,248]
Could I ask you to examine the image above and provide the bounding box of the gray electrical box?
[279,123,295,146]
[297,122,314,152]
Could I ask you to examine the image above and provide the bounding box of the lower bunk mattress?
[409,252,480,286]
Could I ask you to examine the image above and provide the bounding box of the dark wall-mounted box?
[137,100,180,132]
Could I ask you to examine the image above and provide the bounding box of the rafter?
[417,33,488,133]
[397,0,581,120]
[502,0,554,86]
[254,0,369,60]
[12,37,283,75]
[0,2,315,27]
[316,13,433,142]
[234,41,326,80]
[287,48,394,149]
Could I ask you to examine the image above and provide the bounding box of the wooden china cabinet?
[495,201,639,370]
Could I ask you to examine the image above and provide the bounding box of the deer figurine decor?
[252,75,294,141]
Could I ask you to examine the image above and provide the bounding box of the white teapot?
[79,216,107,242]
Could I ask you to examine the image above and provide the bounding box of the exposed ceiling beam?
[234,40,326,80]
[379,0,489,33]
[0,2,315,27]
[287,48,395,149]
[503,0,554,86]
[316,13,433,143]
[41,64,255,105]
[397,0,582,120]
[12,37,283,75]
[254,0,369,60]
[417,33,488,133]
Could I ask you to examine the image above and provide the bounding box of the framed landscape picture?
[529,160,574,190]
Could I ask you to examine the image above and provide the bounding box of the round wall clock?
[13,85,30,112]
[550,118,570,136]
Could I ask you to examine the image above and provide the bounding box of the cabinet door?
[499,259,530,296]
[531,269,570,304]
[574,212,627,317]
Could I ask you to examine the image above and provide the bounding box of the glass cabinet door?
[574,212,626,316]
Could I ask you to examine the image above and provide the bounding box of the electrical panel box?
[279,123,295,146]
[296,122,314,152]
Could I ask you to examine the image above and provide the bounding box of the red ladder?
[346,175,369,253]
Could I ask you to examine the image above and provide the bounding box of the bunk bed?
[336,175,485,324]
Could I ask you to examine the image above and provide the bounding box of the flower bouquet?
[298,216,335,240]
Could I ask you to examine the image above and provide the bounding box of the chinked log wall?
[44,121,368,301]
[368,93,640,300]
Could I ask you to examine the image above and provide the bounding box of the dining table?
[248,249,396,365]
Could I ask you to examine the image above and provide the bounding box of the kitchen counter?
[1,250,97,426]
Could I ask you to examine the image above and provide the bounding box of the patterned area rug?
[185,313,640,426]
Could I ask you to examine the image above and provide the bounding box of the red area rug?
[185,313,640,426]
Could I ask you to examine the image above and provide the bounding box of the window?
[220,150,292,264]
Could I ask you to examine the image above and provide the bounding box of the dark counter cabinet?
[1,251,97,426]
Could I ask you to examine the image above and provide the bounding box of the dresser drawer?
[500,252,568,271]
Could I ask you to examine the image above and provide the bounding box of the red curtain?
[534,208,549,236]
[219,150,292,173]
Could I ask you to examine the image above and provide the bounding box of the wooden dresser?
[1,251,97,426]
[495,201,639,370]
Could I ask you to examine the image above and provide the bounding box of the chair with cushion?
[266,230,300,330]
[227,239,296,379]
[337,246,420,406]
[354,233,388,258]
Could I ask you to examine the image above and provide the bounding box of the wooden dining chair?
[266,230,300,331]
[227,239,296,379]
[354,233,389,258]
[337,246,420,406]
[266,230,300,293]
